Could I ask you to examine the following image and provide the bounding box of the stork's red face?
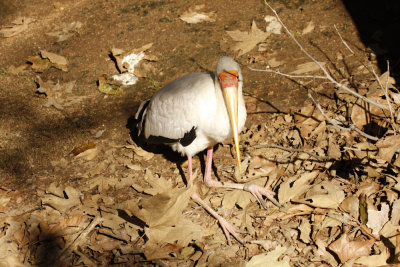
[218,70,242,172]
[218,70,239,88]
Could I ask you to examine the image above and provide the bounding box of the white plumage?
[137,57,246,157]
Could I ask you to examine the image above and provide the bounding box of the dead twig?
[370,61,398,132]
[248,67,326,80]
[334,24,354,54]
[254,144,330,161]
[308,93,379,141]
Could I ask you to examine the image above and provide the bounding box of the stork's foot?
[191,192,245,245]
[217,214,245,246]
[243,183,282,209]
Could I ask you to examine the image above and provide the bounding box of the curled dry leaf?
[351,96,388,131]
[278,171,319,204]
[40,50,68,71]
[132,168,173,195]
[367,203,390,236]
[264,15,282,35]
[376,135,400,163]
[302,21,315,35]
[222,190,253,209]
[129,186,194,228]
[327,137,342,160]
[98,74,123,95]
[180,5,216,24]
[294,105,315,123]
[328,233,374,263]
[46,21,83,42]
[246,246,289,267]
[352,248,390,267]
[391,199,400,226]
[368,70,396,95]
[356,180,380,197]
[0,17,34,37]
[126,143,154,160]
[28,55,52,72]
[42,186,81,212]
[299,217,311,244]
[351,142,378,159]
[74,147,99,161]
[296,117,319,138]
[340,196,359,219]
[145,218,208,248]
[290,61,326,75]
[299,180,345,209]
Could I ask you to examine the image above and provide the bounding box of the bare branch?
[370,62,397,132]
[248,66,326,79]
[334,24,354,54]
[254,143,330,161]
[308,93,379,141]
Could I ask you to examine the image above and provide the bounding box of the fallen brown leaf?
[40,50,68,71]
[227,21,270,57]
[328,233,374,263]
[376,135,400,163]
[278,171,319,204]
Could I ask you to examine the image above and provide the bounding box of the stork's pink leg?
[191,192,244,245]
[203,147,281,209]
[189,147,244,245]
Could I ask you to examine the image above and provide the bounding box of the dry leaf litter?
[1,80,399,265]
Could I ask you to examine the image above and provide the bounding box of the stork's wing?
[143,72,217,145]
[134,99,150,136]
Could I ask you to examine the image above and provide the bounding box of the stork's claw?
[217,216,245,246]
[191,191,245,245]
[243,183,282,209]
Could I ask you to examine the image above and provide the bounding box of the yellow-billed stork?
[135,56,279,244]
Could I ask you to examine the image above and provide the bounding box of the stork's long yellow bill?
[219,71,242,172]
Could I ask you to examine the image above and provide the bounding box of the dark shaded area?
[117,209,148,228]
[0,0,17,24]
[342,0,400,79]
[30,231,65,267]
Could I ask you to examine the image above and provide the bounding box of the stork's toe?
[243,184,282,209]
[217,216,245,246]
